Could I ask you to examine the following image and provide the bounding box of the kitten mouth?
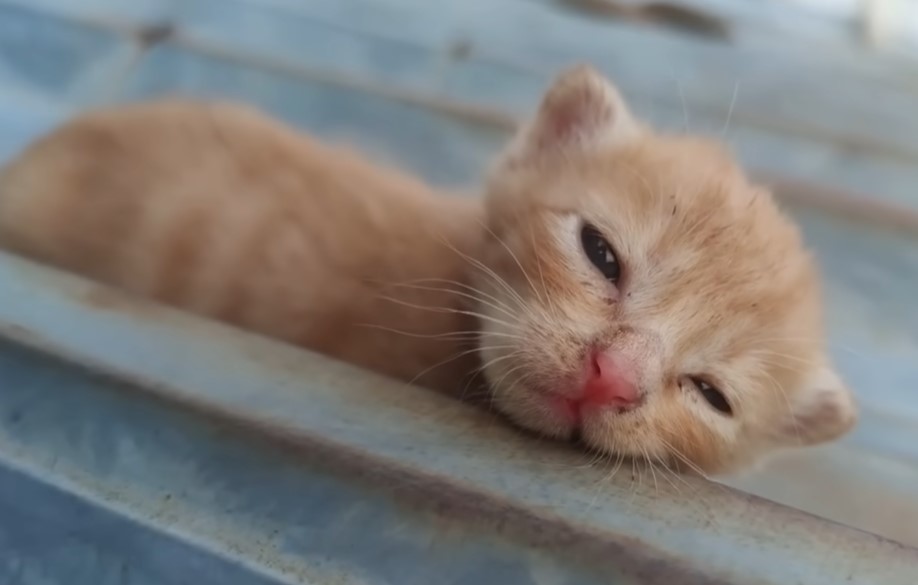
[548,394,583,427]
[544,391,636,429]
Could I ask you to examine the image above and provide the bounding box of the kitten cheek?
[581,277,620,308]
[489,377,577,440]
[652,398,730,473]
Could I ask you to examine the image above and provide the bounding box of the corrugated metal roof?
[2,250,917,584]
[1,0,917,580]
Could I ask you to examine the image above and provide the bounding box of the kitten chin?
[0,66,856,477]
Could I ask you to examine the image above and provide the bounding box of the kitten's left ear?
[504,64,642,164]
[778,365,857,446]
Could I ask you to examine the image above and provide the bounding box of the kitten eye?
[580,223,620,283]
[690,377,733,416]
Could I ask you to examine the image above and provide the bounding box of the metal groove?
[20,1,918,168]
[1,250,916,584]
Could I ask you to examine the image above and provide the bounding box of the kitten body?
[0,100,484,394]
[0,67,856,474]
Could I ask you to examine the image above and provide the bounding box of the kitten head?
[476,65,856,475]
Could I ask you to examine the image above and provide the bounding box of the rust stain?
[134,22,175,48]
[447,38,473,61]
[559,0,731,41]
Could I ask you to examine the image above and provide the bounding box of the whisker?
[528,220,556,316]
[461,352,526,403]
[357,323,521,342]
[377,295,519,331]
[488,363,529,399]
[385,281,519,322]
[394,277,518,314]
[641,445,659,493]
[657,437,713,481]
[720,80,740,138]
[435,234,527,310]
[475,350,523,375]
[755,365,804,446]
[588,444,624,509]
[675,75,690,133]
[474,217,546,306]
[403,345,489,388]
[652,454,684,494]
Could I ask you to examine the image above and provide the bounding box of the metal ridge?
[1,250,916,583]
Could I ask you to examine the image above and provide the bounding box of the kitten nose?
[581,351,641,409]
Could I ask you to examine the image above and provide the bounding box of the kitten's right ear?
[504,65,641,165]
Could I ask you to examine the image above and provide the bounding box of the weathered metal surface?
[1,0,918,579]
[6,0,918,203]
[2,251,917,584]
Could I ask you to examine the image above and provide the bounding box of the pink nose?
[581,351,641,409]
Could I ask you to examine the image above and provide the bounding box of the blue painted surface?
[1,0,918,580]
[0,341,564,585]
[179,0,437,89]
[0,4,131,106]
[0,464,280,585]
[1,252,916,584]
[119,45,503,186]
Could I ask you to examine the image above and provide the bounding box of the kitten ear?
[778,365,857,446]
[505,65,641,163]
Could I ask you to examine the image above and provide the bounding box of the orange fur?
[479,66,856,474]
[0,100,484,395]
[0,67,857,475]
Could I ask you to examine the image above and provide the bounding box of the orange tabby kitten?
[0,66,856,475]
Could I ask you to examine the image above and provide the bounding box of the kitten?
[0,66,856,475]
